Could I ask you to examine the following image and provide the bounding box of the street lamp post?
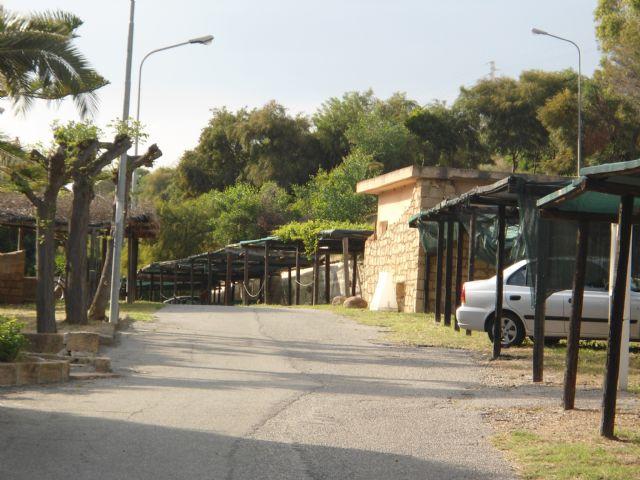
[131,35,213,193]
[108,0,136,326]
[532,28,582,176]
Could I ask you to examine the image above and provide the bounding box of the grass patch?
[494,427,640,479]
[119,301,163,323]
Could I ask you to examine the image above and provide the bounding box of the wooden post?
[423,252,430,313]
[101,236,108,273]
[287,266,292,305]
[295,245,301,305]
[466,213,476,336]
[150,272,155,302]
[16,227,24,251]
[206,253,212,305]
[601,195,634,439]
[225,252,232,306]
[493,205,506,359]
[243,248,249,306]
[563,220,590,410]
[532,219,550,382]
[351,251,357,296]
[312,249,320,305]
[230,282,235,304]
[127,236,138,304]
[159,269,164,302]
[435,220,444,323]
[444,221,453,327]
[173,264,178,298]
[189,259,194,299]
[324,252,331,303]
[454,221,464,331]
[342,237,350,296]
[264,241,270,305]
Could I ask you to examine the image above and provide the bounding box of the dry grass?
[0,301,163,333]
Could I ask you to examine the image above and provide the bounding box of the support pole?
[423,252,430,313]
[467,212,476,281]
[150,272,155,302]
[493,205,506,360]
[243,248,249,306]
[288,266,292,305]
[351,251,357,296]
[312,249,319,305]
[454,221,464,331]
[264,241,270,305]
[563,220,590,410]
[325,252,331,303]
[127,235,138,304]
[444,221,454,327]
[206,253,212,305]
[295,245,301,305]
[189,259,194,299]
[435,220,444,323]
[601,195,634,439]
[16,227,24,251]
[533,221,549,382]
[225,252,232,306]
[159,269,164,303]
[342,237,350,296]
[173,264,178,298]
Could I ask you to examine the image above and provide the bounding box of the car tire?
[487,311,526,348]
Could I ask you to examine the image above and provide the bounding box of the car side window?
[507,265,528,286]
[585,262,607,290]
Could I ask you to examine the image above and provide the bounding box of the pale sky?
[2,0,601,168]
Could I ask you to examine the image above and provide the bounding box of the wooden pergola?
[137,229,373,307]
[538,159,640,438]
[409,175,568,360]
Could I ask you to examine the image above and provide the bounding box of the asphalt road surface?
[0,305,516,479]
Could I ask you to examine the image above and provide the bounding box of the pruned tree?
[2,134,98,332]
[88,144,162,321]
[64,124,133,325]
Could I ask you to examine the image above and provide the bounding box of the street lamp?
[134,34,214,158]
[532,28,582,175]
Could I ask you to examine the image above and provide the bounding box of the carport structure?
[409,175,569,361]
[538,159,640,438]
[136,228,372,307]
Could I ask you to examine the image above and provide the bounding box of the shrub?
[0,317,28,362]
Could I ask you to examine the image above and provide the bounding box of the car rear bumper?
[455,305,487,332]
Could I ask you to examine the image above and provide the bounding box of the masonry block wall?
[362,174,503,313]
[0,250,27,304]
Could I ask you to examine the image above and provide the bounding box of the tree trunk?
[88,233,114,321]
[65,180,93,324]
[35,204,58,333]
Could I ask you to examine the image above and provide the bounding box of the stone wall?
[362,175,503,313]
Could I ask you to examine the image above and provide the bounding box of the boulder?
[331,295,347,306]
[93,357,112,373]
[343,296,368,309]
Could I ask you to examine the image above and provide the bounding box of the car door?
[505,264,567,336]
[574,261,611,339]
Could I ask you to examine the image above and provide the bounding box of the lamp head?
[189,35,214,45]
[531,28,548,36]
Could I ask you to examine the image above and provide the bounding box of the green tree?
[406,102,489,168]
[292,151,381,223]
[0,6,107,116]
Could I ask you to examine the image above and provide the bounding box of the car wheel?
[487,312,525,348]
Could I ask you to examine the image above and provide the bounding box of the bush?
[0,317,28,362]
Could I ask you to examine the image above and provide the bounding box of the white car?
[456,259,640,347]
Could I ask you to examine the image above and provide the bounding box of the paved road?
[0,306,516,479]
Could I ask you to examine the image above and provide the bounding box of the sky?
[2,0,601,168]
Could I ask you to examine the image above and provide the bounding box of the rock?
[343,296,368,309]
[65,332,100,354]
[331,296,347,306]
[38,361,69,383]
[22,333,64,354]
[16,362,39,385]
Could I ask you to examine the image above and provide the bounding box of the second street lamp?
[532,27,582,175]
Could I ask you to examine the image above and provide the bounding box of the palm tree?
[0,6,108,117]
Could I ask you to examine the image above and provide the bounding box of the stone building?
[356,165,509,313]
